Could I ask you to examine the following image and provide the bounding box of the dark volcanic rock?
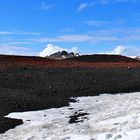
[68,54,138,62]
[0,117,23,134]
[61,51,68,55]
[0,67,140,117]
[69,110,89,123]
[47,51,79,60]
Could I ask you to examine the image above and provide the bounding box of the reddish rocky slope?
[0,54,140,69]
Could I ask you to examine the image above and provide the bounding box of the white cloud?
[6,42,34,45]
[36,34,118,43]
[108,45,125,55]
[0,31,11,35]
[76,0,134,12]
[59,34,93,42]
[77,3,88,12]
[15,31,40,36]
[99,0,130,4]
[69,47,79,53]
[77,0,129,12]
[37,34,91,43]
[102,45,140,57]
[81,0,131,7]
[39,44,78,57]
[38,2,55,11]
[0,45,37,56]
[0,31,40,36]
[100,45,125,55]
[33,26,140,44]
[39,44,64,57]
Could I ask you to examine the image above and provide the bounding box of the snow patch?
[1,92,140,140]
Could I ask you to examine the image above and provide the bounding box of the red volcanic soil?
[0,54,140,69]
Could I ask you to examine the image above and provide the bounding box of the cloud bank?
[103,45,140,57]
[0,46,37,56]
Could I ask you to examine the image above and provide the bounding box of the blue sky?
[0,0,140,56]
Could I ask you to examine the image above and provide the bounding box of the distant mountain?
[47,51,79,60]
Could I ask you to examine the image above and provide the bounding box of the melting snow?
[1,92,140,140]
